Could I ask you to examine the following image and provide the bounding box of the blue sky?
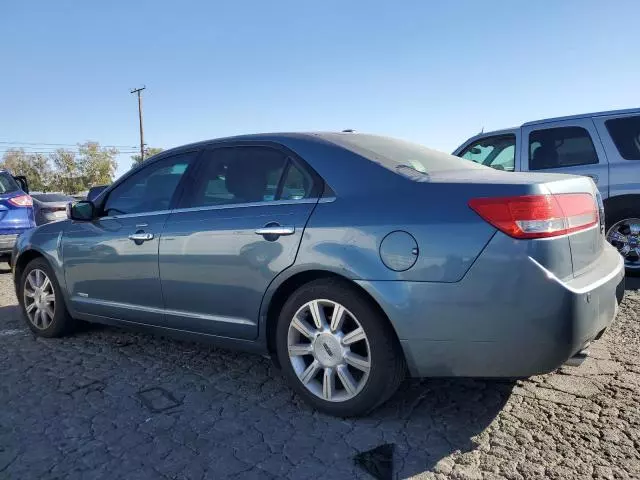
[1,0,638,177]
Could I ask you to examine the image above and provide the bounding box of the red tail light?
[468,193,598,239]
[8,195,33,207]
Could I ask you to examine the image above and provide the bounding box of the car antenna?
[479,126,484,134]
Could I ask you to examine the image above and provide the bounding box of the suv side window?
[0,173,20,194]
[188,146,315,208]
[605,115,640,160]
[458,135,516,171]
[529,126,598,170]
[102,152,196,216]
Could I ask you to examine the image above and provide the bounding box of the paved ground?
[1,269,639,480]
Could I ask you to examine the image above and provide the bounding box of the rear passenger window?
[190,147,287,207]
[605,115,640,160]
[281,163,313,200]
[529,127,599,170]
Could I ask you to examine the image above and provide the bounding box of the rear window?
[605,115,640,160]
[0,173,20,194]
[320,133,486,176]
[32,193,75,202]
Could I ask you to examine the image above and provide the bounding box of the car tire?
[605,204,640,276]
[276,278,405,417]
[18,257,76,337]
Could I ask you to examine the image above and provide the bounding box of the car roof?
[155,132,379,156]
[521,107,640,127]
[475,107,640,138]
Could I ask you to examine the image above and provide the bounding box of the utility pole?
[130,86,146,161]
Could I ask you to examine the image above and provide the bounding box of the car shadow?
[361,377,513,478]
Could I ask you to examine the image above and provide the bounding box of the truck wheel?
[606,204,640,276]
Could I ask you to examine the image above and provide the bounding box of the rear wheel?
[18,258,75,337]
[276,278,405,417]
[606,205,640,276]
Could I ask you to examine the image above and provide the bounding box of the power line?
[0,147,138,151]
[0,149,139,153]
[0,141,137,148]
[0,150,139,155]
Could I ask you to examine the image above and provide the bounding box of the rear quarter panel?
[298,190,497,283]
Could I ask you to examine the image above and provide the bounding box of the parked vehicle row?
[453,108,640,274]
[12,132,624,416]
[0,177,107,265]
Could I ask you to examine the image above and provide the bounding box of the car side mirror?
[67,201,95,221]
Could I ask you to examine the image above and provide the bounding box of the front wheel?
[276,279,405,417]
[18,257,75,337]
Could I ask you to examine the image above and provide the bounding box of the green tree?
[1,149,54,192]
[49,149,82,194]
[131,147,163,168]
[77,141,119,187]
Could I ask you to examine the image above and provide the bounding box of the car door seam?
[256,195,323,339]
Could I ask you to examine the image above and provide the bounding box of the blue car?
[11,133,624,416]
[0,170,34,262]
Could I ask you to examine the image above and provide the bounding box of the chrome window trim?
[170,197,333,215]
[98,196,336,219]
[100,209,172,221]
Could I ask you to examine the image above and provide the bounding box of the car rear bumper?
[356,236,625,378]
[0,234,19,255]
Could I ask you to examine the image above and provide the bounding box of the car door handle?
[128,232,154,242]
[255,225,295,236]
[586,174,599,184]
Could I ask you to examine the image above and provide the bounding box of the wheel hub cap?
[313,333,343,367]
[287,299,371,403]
[23,268,56,330]
[607,218,640,270]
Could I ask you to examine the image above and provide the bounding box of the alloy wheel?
[287,299,371,402]
[607,218,640,270]
[23,269,56,330]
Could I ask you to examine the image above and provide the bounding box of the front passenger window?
[458,135,516,171]
[102,152,196,216]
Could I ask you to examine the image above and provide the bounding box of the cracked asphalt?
[1,268,639,480]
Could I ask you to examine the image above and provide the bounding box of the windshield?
[31,193,75,202]
[0,173,21,194]
[320,133,486,175]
